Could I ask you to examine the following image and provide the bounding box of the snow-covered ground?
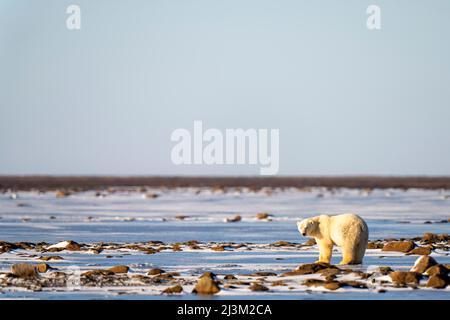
[0,187,449,299]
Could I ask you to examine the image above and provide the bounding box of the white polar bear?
[297,213,369,265]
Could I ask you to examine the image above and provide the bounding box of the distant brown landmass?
[0,176,449,191]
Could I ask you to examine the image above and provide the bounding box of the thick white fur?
[297,213,369,265]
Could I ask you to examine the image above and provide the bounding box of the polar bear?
[297,213,369,265]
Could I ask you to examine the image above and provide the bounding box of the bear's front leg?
[315,240,333,264]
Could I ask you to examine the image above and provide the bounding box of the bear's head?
[297,218,320,237]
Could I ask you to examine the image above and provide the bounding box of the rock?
[426,275,449,289]
[303,279,341,290]
[304,238,316,246]
[192,272,220,295]
[39,255,64,261]
[36,263,50,273]
[224,275,237,280]
[340,281,367,289]
[249,283,269,291]
[47,240,81,251]
[162,284,183,294]
[410,256,438,274]
[82,269,114,277]
[175,215,188,220]
[422,233,439,243]
[255,213,271,220]
[55,190,71,198]
[148,268,165,275]
[211,245,226,251]
[11,263,38,278]
[225,215,241,223]
[324,282,341,290]
[378,266,393,275]
[272,241,296,247]
[108,265,129,273]
[425,265,449,277]
[367,241,384,249]
[145,193,159,199]
[294,262,338,275]
[252,272,277,277]
[407,246,432,256]
[271,280,286,286]
[389,271,421,286]
[318,268,341,277]
[382,241,415,253]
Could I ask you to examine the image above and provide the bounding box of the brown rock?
[55,190,71,198]
[211,245,225,251]
[192,272,220,295]
[39,256,64,261]
[252,272,277,277]
[162,284,183,294]
[82,269,114,277]
[304,238,316,246]
[303,279,341,290]
[340,281,367,289]
[256,213,271,220]
[271,280,286,286]
[294,262,338,275]
[410,256,438,274]
[382,241,415,253]
[224,274,237,280]
[36,263,50,273]
[319,268,341,277]
[225,215,241,223]
[249,283,269,291]
[389,271,421,286]
[425,265,449,277]
[426,275,449,289]
[367,241,384,249]
[175,215,188,220]
[148,268,165,275]
[108,265,129,273]
[11,263,38,278]
[272,241,295,247]
[407,246,432,256]
[379,266,393,275]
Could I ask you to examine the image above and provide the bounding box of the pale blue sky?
[0,0,449,175]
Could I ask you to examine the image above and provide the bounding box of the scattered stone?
[255,213,271,220]
[82,269,114,277]
[425,265,449,277]
[192,272,220,295]
[252,272,277,277]
[389,271,421,286]
[225,215,241,223]
[407,246,432,256]
[292,262,338,275]
[304,238,316,246]
[224,275,237,280]
[378,266,393,275]
[382,241,415,253]
[47,240,81,251]
[340,281,367,289]
[249,283,269,291]
[271,280,286,286]
[410,256,437,274]
[426,275,449,289]
[108,265,129,273]
[162,284,183,294]
[303,279,341,290]
[36,263,50,273]
[367,241,384,249]
[175,215,188,220]
[422,233,439,244]
[11,263,38,278]
[211,245,226,251]
[148,268,165,275]
[55,190,71,198]
[38,256,64,261]
[272,241,296,247]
